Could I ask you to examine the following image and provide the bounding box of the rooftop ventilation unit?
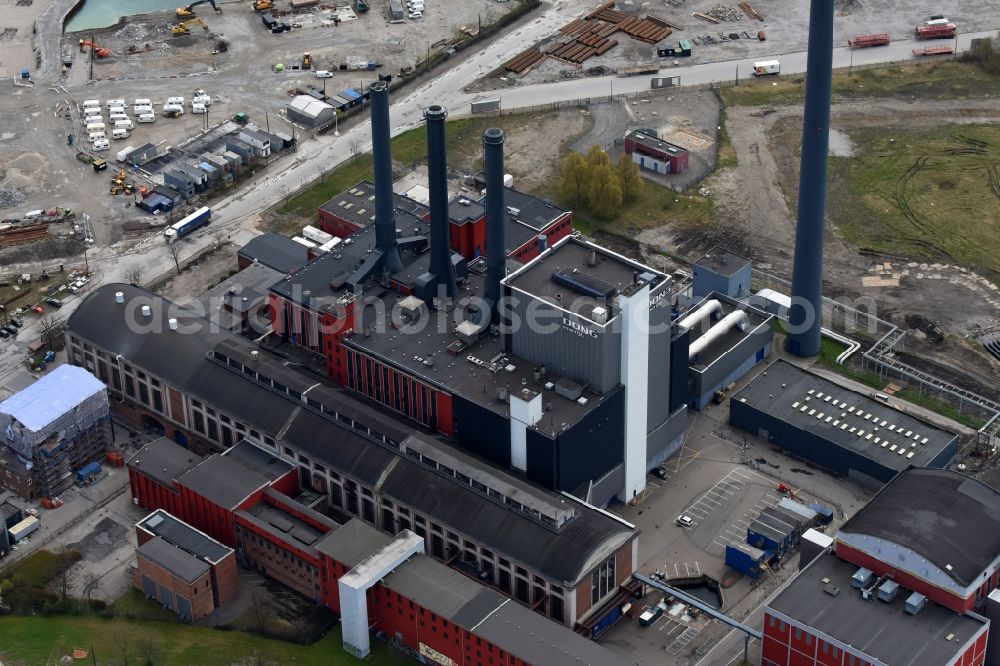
[877,579,899,603]
[905,591,927,615]
[851,567,874,589]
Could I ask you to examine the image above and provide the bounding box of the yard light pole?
[334,110,339,136]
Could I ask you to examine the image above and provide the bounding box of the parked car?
[315,70,334,78]
[31,305,44,314]
[2,325,16,336]
[45,298,63,309]
[9,317,22,328]
[675,514,693,528]
[652,467,668,481]
[0,329,9,339]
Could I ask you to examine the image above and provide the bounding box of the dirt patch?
[155,244,237,305]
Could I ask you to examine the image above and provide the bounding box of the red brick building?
[73,285,639,634]
[624,130,688,175]
[133,510,239,622]
[761,468,997,666]
[315,179,572,265]
[126,435,629,665]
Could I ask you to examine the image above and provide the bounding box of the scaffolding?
[0,365,110,497]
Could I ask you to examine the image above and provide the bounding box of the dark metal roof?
[694,246,751,278]
[127,437,204,488]
[378,459,633,586]
[448,196,485,226]
[382,555,507,629]
[318,180,429,232]
[625,129,688,157]
[475,596,630,666]
[223,439,293,482]
[768,553,985,665]
[137,509,232,564]
[237,501,327,551]
[138,536,210,583]
[179,454,271,510]
[345,273,605,434]
[731,360,957,472]
[315,517,393,567]
[237,233,311,274]
[840,467,1000,586]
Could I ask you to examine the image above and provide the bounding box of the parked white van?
[114,119,134,130]
[92,139,110,151]
[138,113,156,123]
[192,94,211,106]
[106,98,126,109]
[109,105,126,116]
[84,115,103,125]
[162,103,184,115]
[133,98,151,107]
[86,122,106,132]
[166,96,185,105]
[191,102,206,114]
[88,131,106,142]
[82,99,101,109]
[133,105,153,116]
[112,127,130,139]
[109,113,129,123]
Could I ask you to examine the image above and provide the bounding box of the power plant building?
[729,360,957,485]
[677,292,773,410]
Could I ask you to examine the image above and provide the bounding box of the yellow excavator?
[176,0,220,18]
[171,17,210,35]
[253,0,274,10]
[110,170,135,196]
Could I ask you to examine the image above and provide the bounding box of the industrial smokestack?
[483,127,506,322]
[370,81,402,274]
[425,105,457,299]
[788,0,834,357]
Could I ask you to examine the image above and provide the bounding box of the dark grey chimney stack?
[370,81,402,274]
[483,127,506,321]
[425,105,457,298]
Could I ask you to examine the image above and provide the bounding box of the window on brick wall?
[591,555,616,605]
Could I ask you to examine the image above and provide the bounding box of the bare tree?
[123,263,144,286]
[165,240,183,275]
[38,315,65,352]
[56,548,76,602]
[82,573,101,604]
[349,137,362,158]
[251,587,274,636]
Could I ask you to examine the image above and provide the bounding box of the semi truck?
[165,206,211,242]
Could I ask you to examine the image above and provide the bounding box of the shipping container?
[777,497,819,525]
[8,515,39,541]
[725,542,766,578]
[76,461,102,483]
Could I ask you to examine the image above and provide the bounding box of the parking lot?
[600,385,875,664]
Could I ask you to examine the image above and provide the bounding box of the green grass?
[816,336,849,369]
[716,105,738,169]
[833,123,1000,274]
[0,616,413,666]
[895,388,986,430]
[109,588,181,623]
[721,60,1000,107]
